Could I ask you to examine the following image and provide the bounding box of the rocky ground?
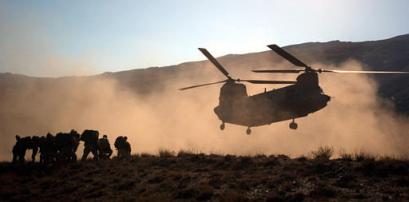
[1,151,409,201]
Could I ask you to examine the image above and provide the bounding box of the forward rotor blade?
[252,69,304,73]
[179,80,228,91]
[241,79,296,84]
[268,44,309,68]
[198,48,231,79]
[320,69,409,74]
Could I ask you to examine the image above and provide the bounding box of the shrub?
[277,154,290,160]
[339,152,353,161]
[140,152,154,158]
[354,152,375,162]
[340,153,353,161]
[159,149,175,158]
[338,148,352,161]
[295,155,308,161]
[311,146,334,160]
[177,150,195,158]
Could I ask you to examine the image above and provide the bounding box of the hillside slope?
[1,154,409,201]
[2,34,408,108]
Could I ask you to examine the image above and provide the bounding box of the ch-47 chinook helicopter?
[180,45,409,135]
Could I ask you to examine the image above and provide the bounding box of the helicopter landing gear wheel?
[246,127,251,135]
[220,122,225,130]
[289,119,298,130]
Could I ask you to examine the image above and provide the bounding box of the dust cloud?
[1,60,409,161]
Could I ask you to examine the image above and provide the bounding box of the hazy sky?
[1,0,409,76]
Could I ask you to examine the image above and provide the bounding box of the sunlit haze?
[1,0,409,76]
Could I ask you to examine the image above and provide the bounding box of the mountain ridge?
[2,33,408,79]
[1,33,409,109]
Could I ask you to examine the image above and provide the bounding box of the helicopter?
[180,45,409,134]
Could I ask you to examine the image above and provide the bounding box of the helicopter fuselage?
[181,46,408,133]
[213,72,331,127]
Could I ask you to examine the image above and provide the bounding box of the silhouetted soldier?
[44,133,57,164]
[98,135,113,159]
[38,136,47,164]
[80,130,99,161]
[12,135,40,163]
[123,137,131,158]
[55,129,80,163]
[114,136,124,158]
[12,135,25,163]
[30,136,40,162]
[114,136,131,159]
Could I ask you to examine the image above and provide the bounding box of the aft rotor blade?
[179,80,228,91]
[252,69,304,73]
[268,44,309,68]
[198,48,231,79]
[241,79,296,84]
[320,69,409,74]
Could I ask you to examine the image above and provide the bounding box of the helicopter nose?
[324,94,331,102]
[319,94,330,105]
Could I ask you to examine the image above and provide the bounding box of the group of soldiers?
[12,129,132,164]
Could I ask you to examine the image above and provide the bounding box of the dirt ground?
[1,152,409,201]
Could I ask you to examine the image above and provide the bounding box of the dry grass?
[311,146,334,160]
[1,149,409,201]
[158,149,175,157]
[338,149,353,161]
[354,151,376,161]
